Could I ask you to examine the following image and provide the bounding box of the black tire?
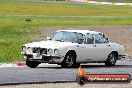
[61,52,76,68]
[26,59,40,68]
[105,53,117,66]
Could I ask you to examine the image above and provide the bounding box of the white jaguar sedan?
[22,30,126,68]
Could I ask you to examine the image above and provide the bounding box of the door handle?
[107,45,110,46]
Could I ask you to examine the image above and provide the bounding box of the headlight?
[26,47,32,54]
[54,49,59,56]
[48,48,53,54]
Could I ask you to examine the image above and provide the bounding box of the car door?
[93,33,112,61]
[76,33,97,62]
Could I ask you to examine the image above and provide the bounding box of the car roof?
[57,30,101,34]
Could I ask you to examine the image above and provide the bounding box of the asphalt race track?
[0,59,132,85]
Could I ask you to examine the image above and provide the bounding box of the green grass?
[0,1,132,62]
[0,1,132,16]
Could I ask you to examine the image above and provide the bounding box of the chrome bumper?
[23,54,64,64]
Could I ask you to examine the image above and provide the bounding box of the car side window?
[94,33,109,44]
[85,33,94,44]
[75,33,84,44]
[62,32,75,42]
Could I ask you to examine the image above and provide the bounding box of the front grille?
[33,48,47,55]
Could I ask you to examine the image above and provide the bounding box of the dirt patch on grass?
[39,26,132,56]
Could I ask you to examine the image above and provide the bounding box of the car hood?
[23,40,77,49]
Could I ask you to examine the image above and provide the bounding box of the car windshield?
[49,31,84,43]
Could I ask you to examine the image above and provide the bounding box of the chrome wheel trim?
[109,54,116,65]
[65,54,74,67]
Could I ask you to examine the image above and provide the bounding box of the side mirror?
[47,37,51,40]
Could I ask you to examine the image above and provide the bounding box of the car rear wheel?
[61,52,76,68]
[105,53,117,66]
[26,59,40,68]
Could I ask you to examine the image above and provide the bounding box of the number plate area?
[33,53,42,59]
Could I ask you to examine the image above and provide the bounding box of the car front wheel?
[61,52,76,68]
[105,53,117,66]
[26,59,40,68]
